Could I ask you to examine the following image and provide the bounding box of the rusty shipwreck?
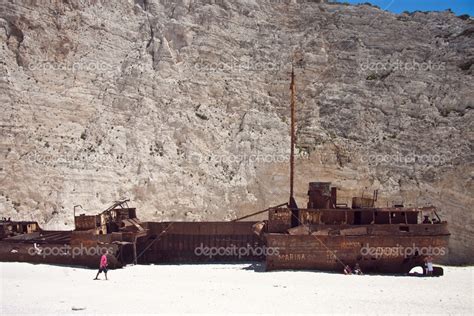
[0,69,450,275]
[250,69,450,274]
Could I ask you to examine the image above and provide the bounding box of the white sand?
[1,262,472,315]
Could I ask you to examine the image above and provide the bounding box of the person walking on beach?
[94,252,108,280]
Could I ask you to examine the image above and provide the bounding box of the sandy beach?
[0,262,472,315]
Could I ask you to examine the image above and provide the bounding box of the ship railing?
[296,207,445,225]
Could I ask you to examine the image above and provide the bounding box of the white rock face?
[0,0,472,263]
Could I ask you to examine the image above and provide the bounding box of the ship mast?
[289,66,299,227]
[289,66,296,202]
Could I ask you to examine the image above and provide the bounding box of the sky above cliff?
[339,0,474,16]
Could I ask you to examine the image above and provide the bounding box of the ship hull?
[0,241,122,268]
[264,232,449,273]
[0,230,123,269]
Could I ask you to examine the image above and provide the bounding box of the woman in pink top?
[94,253,108,280]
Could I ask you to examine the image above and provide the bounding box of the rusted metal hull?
[0,221,263,267]
[0,230,124,268]
[265,231,449,273]
[0,202,148,268]
[138,221,264,263]
[0,241,122,268]
[0,199,451,275]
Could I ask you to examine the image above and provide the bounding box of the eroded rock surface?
[0,0,472,263]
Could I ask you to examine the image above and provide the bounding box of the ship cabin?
[266,182,447,234]
[74,199,142,235]
[0,218,40,239]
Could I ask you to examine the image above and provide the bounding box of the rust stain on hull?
[265,232,449,273]
[137,221,264,263]
[0,201,451,275]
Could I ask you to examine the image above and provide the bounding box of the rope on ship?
[234,201,349,269]
[288,209,348,269]
[134,221,175,263]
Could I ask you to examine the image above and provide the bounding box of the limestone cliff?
[0,0,472,263]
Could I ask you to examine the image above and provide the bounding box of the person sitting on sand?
[424,256,434,276]
[344,265,352,275]
[353,263,363,275]
[94,252,108,280]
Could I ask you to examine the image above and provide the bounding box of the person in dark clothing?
[344,265,352,275]
[353,263,363,275]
